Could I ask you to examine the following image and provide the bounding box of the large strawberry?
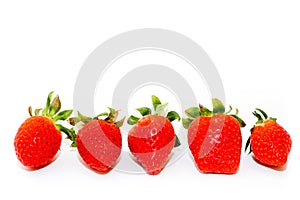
[68,108,124,173]
[14,92,73,168]
[182,99,246,174]
[127,95,181,175]
[245,108,292,167]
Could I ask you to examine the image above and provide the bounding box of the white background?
[1,0,299,199]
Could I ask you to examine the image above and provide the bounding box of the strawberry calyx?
[67,108,125,147]
[127,95,181,147]
[28,91,76,147]
[69,107,125,127]
[245,108,276,154]
[182,98,246,129]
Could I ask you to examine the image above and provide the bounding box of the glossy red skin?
[128,115,175,175]
[14,116,62,168]
[188,114,242,174]
[250,120,292,167]
[76,119,122,173]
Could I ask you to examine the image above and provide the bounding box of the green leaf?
[174,135,181,147]
[212,98,225,114]
[152,95,162,110]
[182,118,194,129]
[127,115,140,125]
[231,114,246,128]
[136,107,152,116]
[53,110,73,122]
[166,111,181,122]
[42,91,54,116]
[185,107,201,118]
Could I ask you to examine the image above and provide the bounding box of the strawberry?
[127,95,181,175]
[245,108,292,167]
[182,99,246,174]
[68,108,124,173]
[14,92,73,168]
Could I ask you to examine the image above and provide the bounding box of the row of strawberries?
[14,92,292,175]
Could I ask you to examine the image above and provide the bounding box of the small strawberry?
[127,95,181,175]
[182,99,246,174]
[68,108,124,173]
[245,108,292,167]
[14,92,73,168]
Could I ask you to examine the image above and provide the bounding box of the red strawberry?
[245,108,292,167]
[14,92,73,168]
[69,108,123,173]
[127,95,181,175]
[182,99,245,174]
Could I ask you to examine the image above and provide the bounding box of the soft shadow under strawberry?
[19,151,61,171]
[252,155,287,171]
[76,153,122,175]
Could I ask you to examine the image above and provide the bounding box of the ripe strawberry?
[14,92,73,168]
[127,95,181,175]
[245,108,292,167]
[182,99,246,174]
[68,108,124,173]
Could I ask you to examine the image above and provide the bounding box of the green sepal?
[231,114,246,128]
[185,107,201,118]
[94,112,109,119]
[115,117,125,127]
[252,111,264,124]
[136,107,152,116]
[199,104,212,116]
[49,95,61,116]
[174,135,181,147]
[255,108,268,119]
[182,118,194,129]
[270,117,277,122]
[53,110,73,122]
[34,108,42,116]
[28,106,33,116]
[245,136,252,154]
[55,124,77,147]
[212,98,225,114]
[154,103,168,116]
[42,91,54,116]
[152,95,162,110]
[166,111,181,122]
[78,111,93,124]
[127,115,140,125]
